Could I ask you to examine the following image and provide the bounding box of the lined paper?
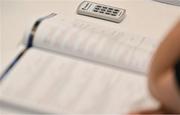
[0,48,157,113]
[33,17,159,73]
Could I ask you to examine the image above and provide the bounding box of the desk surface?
[1,0,180,71]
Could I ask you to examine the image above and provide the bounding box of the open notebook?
[0,14,159,114]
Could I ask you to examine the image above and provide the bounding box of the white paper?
[0,48,157,113]
[33,16,159,74]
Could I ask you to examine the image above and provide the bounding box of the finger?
[129,107,166,114]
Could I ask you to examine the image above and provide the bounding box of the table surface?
[1,0,180,71]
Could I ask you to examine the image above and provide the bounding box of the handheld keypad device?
[77,1,126,23]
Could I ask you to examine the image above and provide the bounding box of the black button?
[101,9,106,11]
[103,6,107,9]
[95,7,100,10]
[99,11,104,13]
[114,9,119,12]
[113,11,118,14]
[111,13,116,16]
[96,5,101,8]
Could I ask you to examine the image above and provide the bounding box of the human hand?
[131,20,180,114]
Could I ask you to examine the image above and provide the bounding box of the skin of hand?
[131,20,180,114]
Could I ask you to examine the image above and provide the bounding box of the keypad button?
[103,6,107,9]
[96,5,101,8]
[105,12,110,15]
[111,13,116,16]
[99,11,104,13]
[93,10,98,12]
[107,10,112,12]
[101,9,106,11]
[108,8,113,10]
[113,11,118,14]
[95,7,100,10]
[114,9,119,12]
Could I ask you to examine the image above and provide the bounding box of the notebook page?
[0,48,157,113]
[32,16,159,74]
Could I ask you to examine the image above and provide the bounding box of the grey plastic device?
[77,1,126,23]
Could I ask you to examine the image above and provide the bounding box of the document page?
[31,16,159,74]
[0,48,157,113]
